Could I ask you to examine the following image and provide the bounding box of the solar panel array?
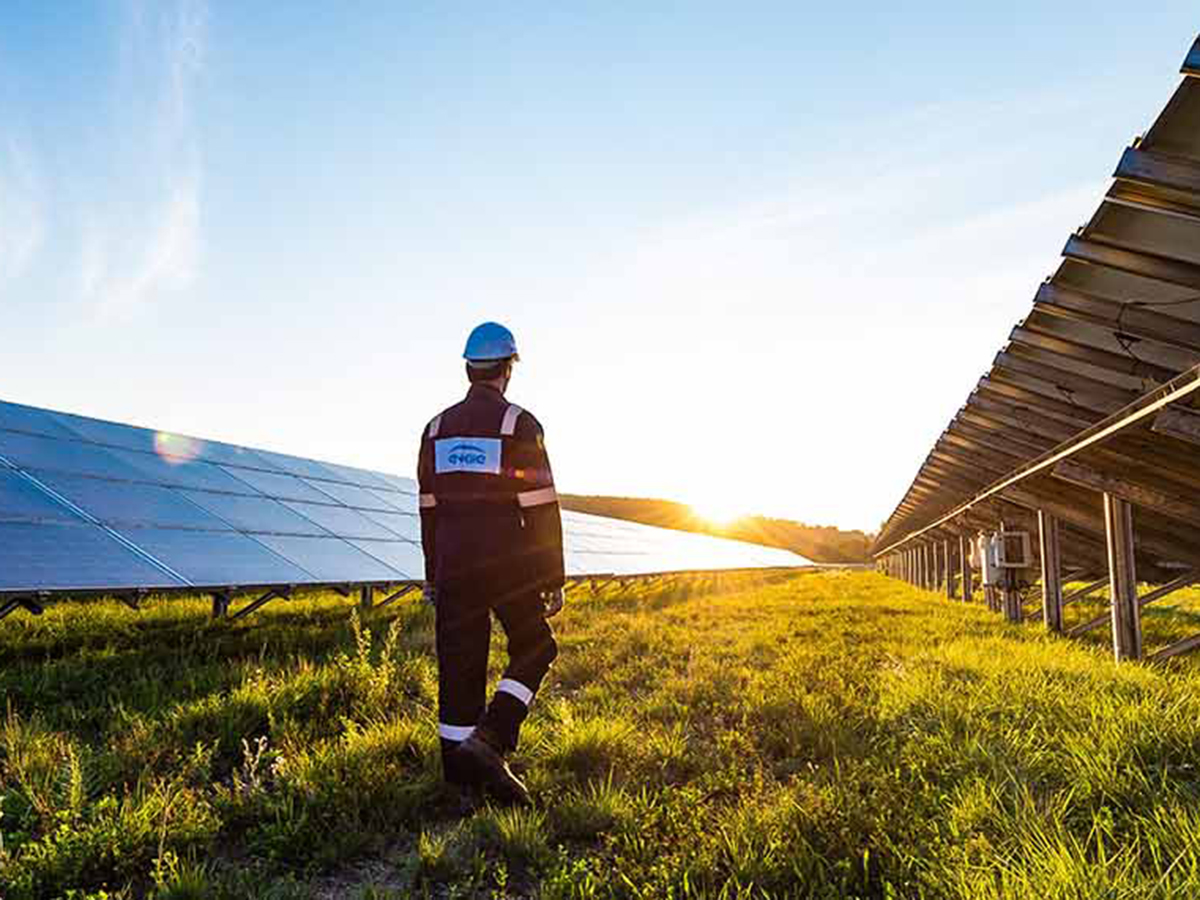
[563,510,810,575]
[0,399,809,596]
[872,36,1200,581]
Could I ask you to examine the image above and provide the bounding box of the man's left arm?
[514,413,565,594]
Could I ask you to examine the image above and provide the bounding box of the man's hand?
[541,588,564,619]
[423,582,437,607]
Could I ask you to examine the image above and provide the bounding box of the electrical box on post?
[997,532,1032,569]
[975,533,999,587]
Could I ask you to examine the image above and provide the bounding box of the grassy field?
[6,571,1200,898]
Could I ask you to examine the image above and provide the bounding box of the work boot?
[451,732,531,807]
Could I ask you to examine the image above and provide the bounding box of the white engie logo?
[435,437,502,475]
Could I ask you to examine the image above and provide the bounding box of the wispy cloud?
[0,136,45,284]
[84,0,207,316]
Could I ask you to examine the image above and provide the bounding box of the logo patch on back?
[435,437,502,475]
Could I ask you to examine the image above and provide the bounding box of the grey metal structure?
[0,398,808,620]
[873,36,1200,662]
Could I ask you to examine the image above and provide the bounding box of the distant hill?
[559,495,873,564]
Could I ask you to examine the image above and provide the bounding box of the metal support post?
[359,585,375,609]
[959,534,973,602]
[211,592,231,618]
[1038,510,1064,633]
[1104,493,1141,662]
[1003,570,1022,623]
[943,539,954,599]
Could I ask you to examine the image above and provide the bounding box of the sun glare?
[689,498,748,528]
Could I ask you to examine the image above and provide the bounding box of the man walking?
[417,322,565,804]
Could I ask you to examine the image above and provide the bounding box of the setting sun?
[689,497,750,528]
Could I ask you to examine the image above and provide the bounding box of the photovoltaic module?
[0,399,809,597]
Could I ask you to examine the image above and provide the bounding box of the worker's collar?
[467,382,506,400]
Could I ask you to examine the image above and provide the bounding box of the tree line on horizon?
[558,495,873,564]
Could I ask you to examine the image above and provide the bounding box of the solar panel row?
[0,398,809,596]
[0,399,423,591]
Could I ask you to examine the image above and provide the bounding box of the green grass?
[5,571,1200,898]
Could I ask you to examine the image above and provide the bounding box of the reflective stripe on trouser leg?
[497,678,535,706]
[438,723,475,742]
[480,591,558,752]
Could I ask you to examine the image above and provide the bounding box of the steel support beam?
[943,539,954,599]
[1153,406,1200,446]
[1104,494,1141,661]
[231,587,291,621]
[1038,511,1064,633]
[0,596,44,621]
[374,583,420,609]
[959,533,973,602]
[1054,459,1200,525]
[1069,570,1200,638]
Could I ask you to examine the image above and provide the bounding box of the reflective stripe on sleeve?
[420,493,437,508]
[500,404,524,436]
[496,678,534,706]
[438,723,475,742]
[427,415,442,438]
[517,486,558,508]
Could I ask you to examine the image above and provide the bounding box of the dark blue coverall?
[417,383,564,778]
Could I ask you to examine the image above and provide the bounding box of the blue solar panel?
[105,447,263,493]
[33,472,233,531]
[369,471,418,495]
[0,521,184,591]
[319,461,399,492]
[0,430,147,482]
[189,440,275,470]
[218,466,339,503]
[114,528,313,585]
[52,413,159,453]
[0,470,83,523]
[179,490,332,535]
[299,479,396,511]
[347,539,423,578]
[250,448,342,482]
[358,510,420,540]
[280,501,398,540]
[248,534,403,582]
[0,402,83,439]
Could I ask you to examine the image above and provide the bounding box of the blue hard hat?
[463,322,519,362]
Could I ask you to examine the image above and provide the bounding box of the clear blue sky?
[1,2,1196,531]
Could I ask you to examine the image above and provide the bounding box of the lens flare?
[154,431,203,464]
